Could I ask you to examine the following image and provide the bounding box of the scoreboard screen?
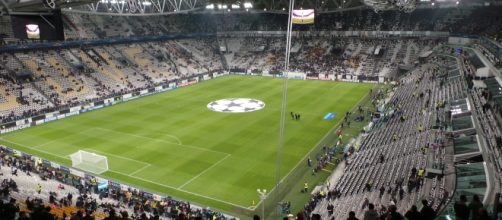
[10,10,65,41]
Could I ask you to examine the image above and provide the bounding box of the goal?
[69,150,109,174]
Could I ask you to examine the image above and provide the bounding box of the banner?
[70,106,82,112]
[292,9,315,24]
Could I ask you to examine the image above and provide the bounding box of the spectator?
[405,205,421,220]
[388,205,403,220]
[327,203,334,216]
[469,195,483,220]
[363,203,379,220]
[476,208,492,220]
[455,195,470,220]
[420,200,436,220]
[347,211,359,220]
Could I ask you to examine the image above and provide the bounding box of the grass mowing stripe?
[92,127,182,145]
[0,138,71,160]
[178,154,231,190]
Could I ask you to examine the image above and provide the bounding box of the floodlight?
[243,2,253,8]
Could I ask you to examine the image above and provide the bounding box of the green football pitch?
[0,75,373,214]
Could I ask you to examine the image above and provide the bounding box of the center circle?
[207,98,265,113]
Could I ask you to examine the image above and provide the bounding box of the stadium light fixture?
[456,1,459,4]
[243,2,253,8]
[263,8,267,11]
[206,4,215,9]
[142,1,151,6]
[231,4,240,9]
[431,2,435,6]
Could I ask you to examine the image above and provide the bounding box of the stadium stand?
[304,61,459,219]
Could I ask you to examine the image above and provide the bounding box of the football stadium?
[0,0,501,219]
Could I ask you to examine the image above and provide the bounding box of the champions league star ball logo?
[207,98,265,113]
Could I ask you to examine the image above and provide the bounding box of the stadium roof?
[0,0,98,13]
[1,0,500,15]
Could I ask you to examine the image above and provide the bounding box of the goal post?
[69,150,109,174]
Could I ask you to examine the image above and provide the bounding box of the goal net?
[69,150,109,174]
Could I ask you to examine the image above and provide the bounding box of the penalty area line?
[129,164,151,176]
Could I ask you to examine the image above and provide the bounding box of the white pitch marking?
[129,164,151,176]
[93,127,182,145]
[92,127,229,156]
[81,148,150,166]
[178,154,231,190]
